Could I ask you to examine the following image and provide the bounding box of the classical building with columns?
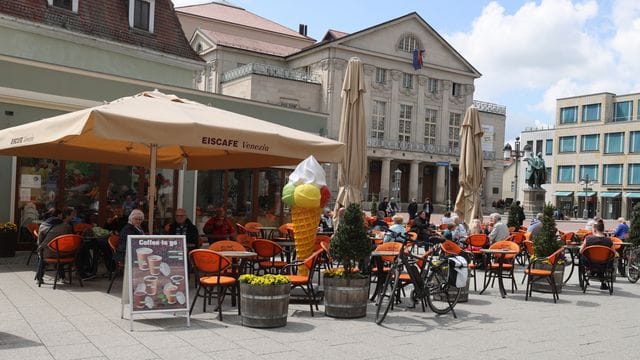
[176,2,506,211]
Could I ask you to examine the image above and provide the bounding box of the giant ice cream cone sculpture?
[282,156,331,276]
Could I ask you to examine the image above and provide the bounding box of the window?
[560,106,577,124]
[580,165,598,181]
[375,68,386,84]
[580,134,599,152]
[371,100,386,140]
[629,164,640,185]
[535,140,543,154]
[398,35,418,52]
[427,78,438,93]
[452,83,462,97]
[631,131,640,153]
[424,108,437,145]
[582,103,601,122]
[448,112,461,148]
[545,167,552,184]
[402,73,413,89]
[559,136,576,153]
[129,0,155,33]
[604,132,624,154]
[398,104,412,142]
[603,164,623,185]
[545,139,553,155]
[557,166,575,183]
[614,101,632,122]
[493,187,499,194]
[48,0,78,12]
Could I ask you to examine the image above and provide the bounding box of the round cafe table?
[216,251,257,307]
[479,248,518,298]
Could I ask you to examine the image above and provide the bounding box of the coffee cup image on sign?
[136,247,153,271]
[133,290,146,309]
[147,255,163,275]
[163,284,178,304]
[144,275,158,296]
[170,274,185,292]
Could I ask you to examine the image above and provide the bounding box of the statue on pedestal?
[525,153,546,189]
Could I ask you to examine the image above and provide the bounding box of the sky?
[172,0,640,142]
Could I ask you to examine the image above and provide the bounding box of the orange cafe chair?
[482,240,519,294]
[524,247,565,303]
[189,249,238,320]
[244,222,263,238]
[579,245,616,295]
[209,240,245,252]
[39,234,84,290]
[106,234,123,293]
[560,232,577,245]
[371,242,402,294]
[252,239,287,274]
[281,248,325,316]
[73,223,93,235]
[25,223,40,266]
[273,223,293,242]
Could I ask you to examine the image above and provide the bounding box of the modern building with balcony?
[176,1,506,211]
[553,92,640,219]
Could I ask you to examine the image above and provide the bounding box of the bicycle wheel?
[425,263,460,315]
[626,248,640,284]
[375,264,400,325]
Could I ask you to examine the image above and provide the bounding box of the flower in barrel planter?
[324,203,371,318]
[0,221,18,258]
[239,274,291,328]
[526,203,565,298]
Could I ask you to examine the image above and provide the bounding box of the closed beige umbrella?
[334,57,367,219]
[0,90,344,232]
[454,105,484,225]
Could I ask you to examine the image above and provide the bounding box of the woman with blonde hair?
[468,218,483,235]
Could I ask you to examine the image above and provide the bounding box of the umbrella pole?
[177,157,187,209]
[148,144,157,234]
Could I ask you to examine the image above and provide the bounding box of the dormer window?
[47,0,78,12]
[398,34,418,53]
[129,0,155,33]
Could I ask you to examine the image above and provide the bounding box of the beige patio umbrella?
[333,57,367,222]
[454,105,484,225]
[0,90,344,232]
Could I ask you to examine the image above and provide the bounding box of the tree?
[329,203,371,276]
[532,203,561,257]
[628,202,640,247]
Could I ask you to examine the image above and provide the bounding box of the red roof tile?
[0,0,201,62]
[176,2,311,40]
[199,29,300,56]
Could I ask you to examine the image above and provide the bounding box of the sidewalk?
[2,251,640,359]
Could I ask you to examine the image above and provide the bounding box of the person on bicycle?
[383,215,406,242]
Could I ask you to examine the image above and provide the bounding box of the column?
[380,158,392,198]
[409,160,420,201]
[435,165,446,204]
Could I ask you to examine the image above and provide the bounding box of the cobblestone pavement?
[2,247,640,360]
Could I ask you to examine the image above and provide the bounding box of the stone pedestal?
[523,188,546,217]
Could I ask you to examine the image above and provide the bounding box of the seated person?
[411,211,432,244]
[442,223,456,241]
[115,209,146,263]
[370,211,389,231]
[487,213,509,243]
[527,213,544,237]
[441,211,453,225]
[468,218,483,235]
[318,208,334,233]
[580,220,614,290]
[452,216,468,243]
[167,208,200,252]
[613,217,629,240]
[36,207,76,281]
[203,207,237,242]
[383,215,407,242]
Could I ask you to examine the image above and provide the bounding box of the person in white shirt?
[384,215,407,242]
[441,211,454,225]
[488,213,509,243]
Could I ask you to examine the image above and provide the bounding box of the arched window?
[398,34,419,52]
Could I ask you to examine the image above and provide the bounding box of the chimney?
[298,24,308,36]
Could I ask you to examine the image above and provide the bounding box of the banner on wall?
[122,235,190,330]
[481,125,494,152]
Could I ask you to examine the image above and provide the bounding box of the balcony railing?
[473,100,506,115]
[367,138,496,160]
[221,63,320,84]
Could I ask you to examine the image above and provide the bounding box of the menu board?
[124,235,190,329]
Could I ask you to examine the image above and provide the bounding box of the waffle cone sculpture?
[292,207,322,276]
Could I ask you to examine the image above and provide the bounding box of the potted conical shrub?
[531,203,565,293]
[0,221,18,257]
[324,203,371,318]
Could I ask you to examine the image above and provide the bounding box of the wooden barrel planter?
[323,276,369,318]
[0,231,18,257]
[240,283,290,328]
[531,263,564,294]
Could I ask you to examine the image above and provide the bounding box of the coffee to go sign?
[123,235,190,330]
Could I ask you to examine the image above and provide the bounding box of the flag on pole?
[412,49,425,70]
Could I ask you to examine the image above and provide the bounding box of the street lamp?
[503,136,533,202]
[579,174,597,219]
[393,168,402,202]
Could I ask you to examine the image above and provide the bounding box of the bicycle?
[624,245,640,283]
[374,231,462,325]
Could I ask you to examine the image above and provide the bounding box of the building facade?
[553,92,640,219]
[176,2,506,212]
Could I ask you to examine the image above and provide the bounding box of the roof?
[176,1,313,41]
[0,0,202,62]
[198,29,301,57]
[321,29,349,42]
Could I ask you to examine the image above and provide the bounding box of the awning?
[576,191,596,197]
[600,192,621,198]
[554,191,573,197]
[625,192,640,198]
